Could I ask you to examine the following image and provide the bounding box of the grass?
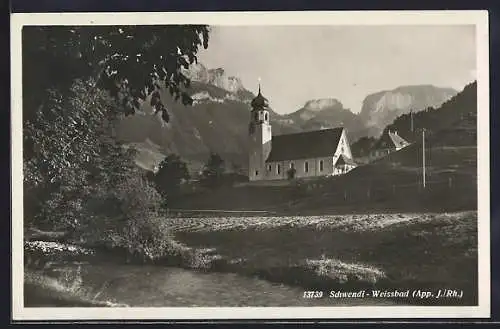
[172,211,478,306]
[24,211,478,306]
[172,144,477,215]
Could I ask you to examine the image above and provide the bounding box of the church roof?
[266,127,344,162]
[251,85,269,110]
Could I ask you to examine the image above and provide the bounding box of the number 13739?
[303,291,323,298]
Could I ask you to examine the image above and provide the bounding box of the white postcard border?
[11,10,490,320]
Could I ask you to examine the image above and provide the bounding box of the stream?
[25,261,383,307]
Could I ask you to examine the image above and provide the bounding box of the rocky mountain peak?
[359,85,458,136]
[182,63,245,94]
[303,98,344,112]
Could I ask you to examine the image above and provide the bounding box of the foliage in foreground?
[23,25,210,127]
[80,173,174,261]
[23,25,212,261]
[23,79,173,261]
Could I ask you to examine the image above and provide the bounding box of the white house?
[370,130,411,159]
[248,86,357,181]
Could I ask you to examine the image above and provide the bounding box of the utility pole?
[422,128,426,189]
[410,111,414,133]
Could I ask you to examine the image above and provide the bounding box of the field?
[171,211,478,306]
[172,131,477,215]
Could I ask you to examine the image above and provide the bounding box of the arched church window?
[264,112,268,121]
[277,164,281,174]
[268,164,272,172]
[304,161,309,173]
[319,160,324,172]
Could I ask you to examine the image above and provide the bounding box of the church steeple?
[251,80,270,111]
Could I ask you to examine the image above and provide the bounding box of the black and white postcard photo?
[11,10,490,320]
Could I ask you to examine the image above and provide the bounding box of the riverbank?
[24,211,478,307]
[24,272,127,307]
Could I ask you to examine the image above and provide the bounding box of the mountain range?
[359,85,458,134]
[115,62,460,173]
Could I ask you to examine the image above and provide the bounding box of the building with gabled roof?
[370,130,411,159]
[248,85,357,181]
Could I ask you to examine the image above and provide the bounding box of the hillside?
[172,81,477,214]
[359,85,458,137]
[352,81,477,158]
[382,81,477,144]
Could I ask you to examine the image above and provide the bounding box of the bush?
[23,78,175,261]
[153,154,190,199]
[200,153,225,188]
[79,173,173,261]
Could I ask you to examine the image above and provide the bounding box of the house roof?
[335,154,357,166]
[266,127,344,162]
[388,131,410,149]
[374,130,410,150]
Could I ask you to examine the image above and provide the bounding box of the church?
[248,85,357,181]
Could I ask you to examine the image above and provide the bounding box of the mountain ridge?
[116,62,463,174]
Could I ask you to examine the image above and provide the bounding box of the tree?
[351,136,377,158]
[23,25,210,126]
[200,153,225,188]
[23,78,138,229]
[153,154,190,199]
[21,25,212,261]
[23,25,211,220]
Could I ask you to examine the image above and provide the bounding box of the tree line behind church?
[147,152,247,201]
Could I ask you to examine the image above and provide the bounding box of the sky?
[197,25,476,114]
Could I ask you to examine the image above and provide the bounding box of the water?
[25,262,383,307]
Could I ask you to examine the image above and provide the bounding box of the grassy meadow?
[172,144,477,216]
[163,135,478,306]
[171,211,478,306]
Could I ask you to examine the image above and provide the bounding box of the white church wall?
[250,119,356,181]
[264,161,285,180]
[265,156,335,180]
